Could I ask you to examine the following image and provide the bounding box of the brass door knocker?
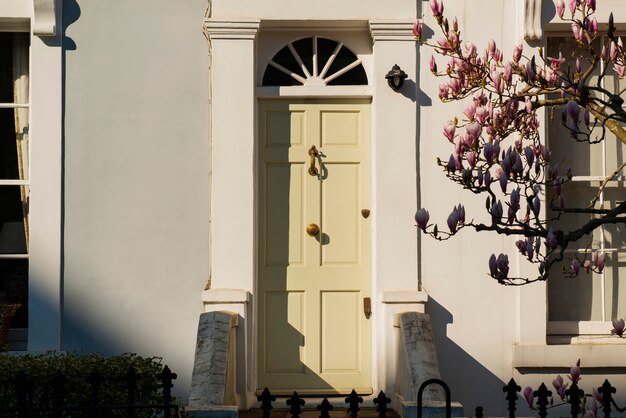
[308,145,319,176]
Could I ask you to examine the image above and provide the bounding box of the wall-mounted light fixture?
[385,64,407,91]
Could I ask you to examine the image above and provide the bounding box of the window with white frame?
[0,32,29,346]
[546,36,626,337]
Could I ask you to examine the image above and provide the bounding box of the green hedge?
[0,352,184,417]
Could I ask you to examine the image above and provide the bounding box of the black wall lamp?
[385,64,407,91]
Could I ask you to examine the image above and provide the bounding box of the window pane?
[0,185,28,254]
[547,182,601,248]
[548,258,604,321]
[0,34,13,103]
[604,251,626,320]
[0,108,29,182]
[0,258,27,328]
[602,184,626,249]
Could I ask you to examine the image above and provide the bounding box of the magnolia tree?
[413,0,626,300]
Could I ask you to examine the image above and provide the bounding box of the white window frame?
[545,34,626,340]
[0,0,63,351]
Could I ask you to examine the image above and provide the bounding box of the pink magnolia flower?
[447,209,459,233]
[571,23,583,42]
[615,64,626,78]
[532,196,541,217]
[589,17,598,34]
[548,52,565,70]
[437,37,451,50]
[443,122,456,142]
[438,84,448,100]
[571,258,581,275]
[430,0,444,17]
[611,318,625,337]
[488,39,496,57]
[610,41,618,61]
[466,151,477,168]
[512,44,523,63]
[489,254,498,276]
[448,78,461,96]
[555,0,565,18]
[430,55,437,73]
[575,58,581,73]
[593,251,605,272]
[592,388,602,402]
[553,375,568,400]
[413,19,422,39]
[568,0,576,14]
[546,228,557,250]
[523,386,534,408]
[569,359,581,383]
[414,209,430,231]
[504,62,512,84]
[587,0,596,11]
[464,102,477,120]
[584,259,591,273]
[496,253,509,275]
[465,42,477,57]
[601,44,607,61]
[566,100,580,123]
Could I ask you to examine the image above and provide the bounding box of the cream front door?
[258,99,371,395]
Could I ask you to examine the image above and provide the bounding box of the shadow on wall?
[427,297,508,416]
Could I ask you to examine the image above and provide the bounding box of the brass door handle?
[364,297,372,319]
[306,223,320,237]
[308,145,319,176]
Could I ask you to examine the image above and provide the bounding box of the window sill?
[513,343,626,369]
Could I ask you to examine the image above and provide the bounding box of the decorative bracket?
[524,0,543,41]
[33,0,57,37]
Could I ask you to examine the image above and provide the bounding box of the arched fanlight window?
[262,37,368,86]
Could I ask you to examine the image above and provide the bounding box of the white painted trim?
[203,19,261,40]
[28,27,63,351]
[514,344,626,368]
[369,20,416,42]
[202,289,250,304]
[524,0,543,40]
[32,0,56,37]
[381,291,428,304]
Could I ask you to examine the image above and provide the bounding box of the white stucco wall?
[42,0,626,413]
[61,0,209,400]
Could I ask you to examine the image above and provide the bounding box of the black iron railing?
[256,388,392,418]
[0,365,180,417]
[258,377,626,418]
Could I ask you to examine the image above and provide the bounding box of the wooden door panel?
[259,99,371,394]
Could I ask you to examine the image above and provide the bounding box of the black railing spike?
[287,391,305,418]
[317,397,334,418]
[373,390,391,418]
[345,389,363,418]
[598,379,616,418]
[503,378,521,418]
[565,381,584,418]
[258,387,276,418]
[534,382,552,418]
[86,369,103,418]
[475,406,484,418]
[160,365,177,418]
[125,366,139,418]
[86,369,103,406]
[51,370,66,418]
[13,370,30,418]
